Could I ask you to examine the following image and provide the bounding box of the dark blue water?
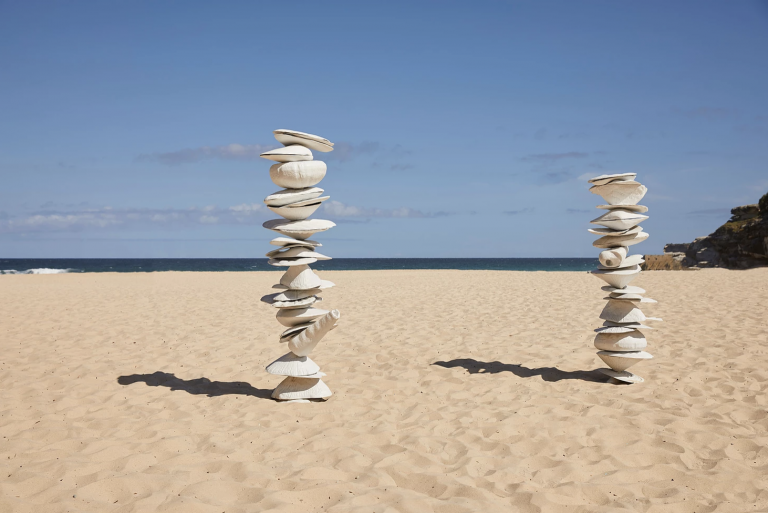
[0,258,597,274]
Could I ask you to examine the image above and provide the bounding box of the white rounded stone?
[274,129,334,153]
[591,265,641,288]
[268,197,329,221]
[591,209,649,231]
[289,310,340,357]
[272,377,332,400]
[598,247,628,268]
[594,331,647,351]
[263,219,336,240]
[266,352,320,377]
[276,307,329,327]
[264,187,324,207]
[590,182,647,206]
[593,231,649,249]
[596,204,648,213]
[600,299,647,323]
[279,265,322,290]
[260,145,313,163]
[597,351,653,372]
[269,161,327,189]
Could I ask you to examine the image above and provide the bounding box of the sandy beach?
[1,269,767,512]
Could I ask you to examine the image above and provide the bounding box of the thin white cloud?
[321,200,452,219]
[0,198,464,234]
[0,204,269,234]
[136,143,278,166]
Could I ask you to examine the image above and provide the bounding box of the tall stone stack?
[588,173,661,384]
[259,129,340,402]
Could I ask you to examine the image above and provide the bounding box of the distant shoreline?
[0,257,598,274]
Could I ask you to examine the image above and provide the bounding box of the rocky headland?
[644,192,768,270]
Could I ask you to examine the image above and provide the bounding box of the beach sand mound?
[1,269,767,512]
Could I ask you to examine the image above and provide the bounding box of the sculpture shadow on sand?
[117,371,273,399]
[432,358,608,383]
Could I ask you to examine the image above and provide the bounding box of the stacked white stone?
[259,129,341,402]
[588,173,661,384]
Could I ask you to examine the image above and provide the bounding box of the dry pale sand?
[1,269,768,513]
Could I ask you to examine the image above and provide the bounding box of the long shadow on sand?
[432,359,607,383]
[117,371,273,399]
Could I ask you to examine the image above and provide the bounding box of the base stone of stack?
[598,368,645,384]
[272,377,332,400]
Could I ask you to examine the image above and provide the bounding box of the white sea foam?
[0,268,80,275]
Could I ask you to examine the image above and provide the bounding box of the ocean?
[0,258,597,274]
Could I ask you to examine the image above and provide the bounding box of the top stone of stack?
[589,173,647,206]
[273,129,334,153]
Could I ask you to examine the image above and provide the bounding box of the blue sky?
[1,0,767,258]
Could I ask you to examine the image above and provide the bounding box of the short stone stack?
[259,129,340,402]
[588,173,661,384]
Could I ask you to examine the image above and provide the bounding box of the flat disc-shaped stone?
[264,187,324,207]
[596,204,648,213]
[273,129,334,153]
[591,209,649,231]
[588,226,643,237]
[593,231,649,249]
[276,307,329,327]
[280,323,314,340]
[588,172,637,185]
[602,320,654,329]
[270,237,321,247]
[598,368,644,383]
[273,279,334,291]
[260,144,313,163]
[271,296,319,309]
[268,200,326,221]
[266,246,331,260]
[263,218,336,240]
[268,256,318,267]
[601,285,646,294]
[263,289,322,303]
[605,294,657,303]
[595,326,640,334]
